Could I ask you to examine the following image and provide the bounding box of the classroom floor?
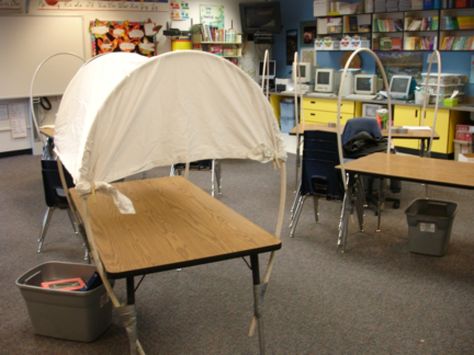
[1,153,473,354]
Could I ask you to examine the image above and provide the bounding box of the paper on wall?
[8,102,28,138]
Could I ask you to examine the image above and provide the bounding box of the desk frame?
[70,175,284,354]
[337,152,474,251]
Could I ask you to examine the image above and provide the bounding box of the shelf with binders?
[199,42,242,58]
[372,32,403,50]
[439,8,474,49]
[439,29,474,50]
[404,32,438,50]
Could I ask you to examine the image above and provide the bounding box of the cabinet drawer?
[302,98,354,114]
[303,110,352,125]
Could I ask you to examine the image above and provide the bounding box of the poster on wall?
[38,0,169,12]
[378,52,423,80]
[199,4,224,29]
[90,19,161,57]
[286,29,298,66]
[0,0,22,11]
[170,1,189,21]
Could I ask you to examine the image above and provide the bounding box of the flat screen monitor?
[258,60,276,79]
[240,2,282,34]
[314,68,335,93]
[354,74,377,95]
[296,62,312,83]
[389,75,414,100]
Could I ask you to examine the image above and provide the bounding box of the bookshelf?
[439,8,474,50]
[193,24,243,64]
[312,1,473,52]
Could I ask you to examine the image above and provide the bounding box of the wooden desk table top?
[290,123,439,140]
[338,152,474,189]
[39,126,55,138]
[70,176,281,278]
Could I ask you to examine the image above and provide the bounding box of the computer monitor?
[354,74,377,95]
[258,60,276,79]
[314,68,335,93]
[296,62,312,83]
[389,75,414,100]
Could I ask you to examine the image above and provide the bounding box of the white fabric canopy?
[54,51,286,195]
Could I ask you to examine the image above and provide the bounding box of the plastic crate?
[16,261,112,342]
[280,99,295,133]
[405,199,457,256]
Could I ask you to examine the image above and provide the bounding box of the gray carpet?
[1,153,473,354]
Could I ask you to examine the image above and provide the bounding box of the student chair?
[170,159,222,197]
[342,118,401,214]
[37,138,86,257]
[289,130,345,238]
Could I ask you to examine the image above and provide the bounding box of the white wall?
[0,0,265,153]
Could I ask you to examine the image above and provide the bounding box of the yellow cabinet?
[393,104,467,155]
[393,105,421,150]
[302,97,357,126]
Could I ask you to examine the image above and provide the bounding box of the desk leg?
[250,254,266,355]
[120,276,143,355]
[127,276,135,304]
[338,173,355,252]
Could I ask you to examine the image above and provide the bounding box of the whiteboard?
[0,16,85,99]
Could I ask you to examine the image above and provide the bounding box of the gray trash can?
[405,199,457,256]
[16,261,112,342]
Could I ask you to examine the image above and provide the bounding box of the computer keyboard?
[346,94,378,101]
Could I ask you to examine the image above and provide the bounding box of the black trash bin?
[405,199,457,256]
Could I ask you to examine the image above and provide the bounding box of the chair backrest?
[301,130,344,200]
[342,118,387,159]
[41,156,74,208]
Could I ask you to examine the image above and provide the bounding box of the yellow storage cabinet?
[302,97,357,126]
[393,105,467,155]
[393,105,422,150]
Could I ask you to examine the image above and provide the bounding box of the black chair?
[170,159,222,197]
[342,118,401,216]
[37,138,82,254]
[289,130,344,237]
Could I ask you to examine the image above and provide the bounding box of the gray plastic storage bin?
[280,98,295,133]
[405,199,457,256]
[16,261,112,342]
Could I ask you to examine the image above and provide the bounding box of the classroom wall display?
[286,29,298,65]
[37,0,169,12]
[170,1,189,21]
[378,52,423,80]
[90,19,161,56]
[200,4,224,28]
[0,0,22,11]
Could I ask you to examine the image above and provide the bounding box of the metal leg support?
[337,174,355,252]
[37,207,55,253]
[312,196,319,223]
[250,254,266,355]
[289,195,306,238]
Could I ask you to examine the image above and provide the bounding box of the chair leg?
[37,207,55,253]
[289,195,306,238]
[289,183,302,221]
[312,196,320,223]
[214,160,222,196]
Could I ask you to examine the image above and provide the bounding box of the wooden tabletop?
[338,152,474,189]
[290,123,438,139]
[39,126,55,138]
[70,176,281,278]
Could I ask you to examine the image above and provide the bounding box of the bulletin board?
[0,16,85,99]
